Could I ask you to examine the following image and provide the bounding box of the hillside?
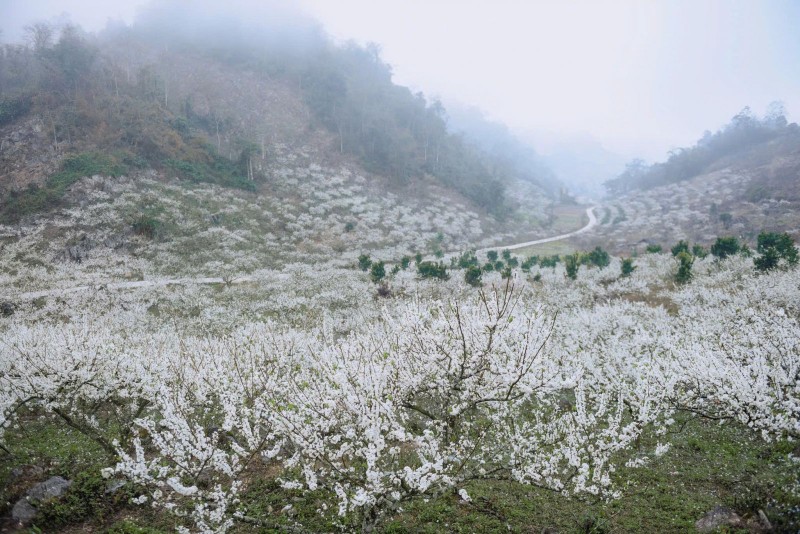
[582,107,800,253]
[1,4,799,534]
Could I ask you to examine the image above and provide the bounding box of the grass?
[0,153,127,224]
[3,414,795,532]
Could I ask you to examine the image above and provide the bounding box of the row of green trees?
[358,232,797,290]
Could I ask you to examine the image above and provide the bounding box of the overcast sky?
[2,0,799,161]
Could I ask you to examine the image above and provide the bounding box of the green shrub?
[457,250,479,269]
[586,246,610,268]
[671,240,689,257]
[131,214,163,240]
[621,258,636,277]
[417,261,449,280]
[164,158,256,191]
[675,251,694,284]
[400,256,411,270]
[358,254,372,271]
[486,250,498,262]
[464,265,482,287]
[539,255,560,268]
[564,252,580,280]
[692,244,708,258]
[369,261,386,283]
[520,256,538,272]
[711,236,740,259]
[755,231,798,271]
[645,244,662,254]
[482,262,494,272]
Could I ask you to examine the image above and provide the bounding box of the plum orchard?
[1,255,798,533]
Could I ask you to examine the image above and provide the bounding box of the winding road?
[2,206,597,302]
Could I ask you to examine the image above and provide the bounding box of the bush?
[457,250,479,269]
[486,250,498,262]
[564,252,580,280]
[369,261,386,283]
[586,246,610,268]
[539,255,560,268]
[692,244,708,258]
[645,244,662,254]
[358,254,372,271]
[464,265,482,287]
[621,258,636,277]
[131,215,163,240]
[671,240,689,257]
[400,256,411,270]
[521,256,538,272]
[755,231,798,271]
[711,236,740,259]
[675,251,694,284]
[482,262,494,272]
[417,261,449,280]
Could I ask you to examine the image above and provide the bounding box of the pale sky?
[2,0,799,161]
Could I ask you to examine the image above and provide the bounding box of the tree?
[754,231,798,271]
[621,258,635,277]
[370,261,386,283]
[671,240,689,257]
[710,237,740,259]
[675,251,694,284]
[586,246,610,268]
[719,213,733,229]
[358,254,372,271]
[464,265,482,287]
[564,252,580,280]
[417,261,448,280]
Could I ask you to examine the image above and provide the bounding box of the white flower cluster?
[1,253,798,532]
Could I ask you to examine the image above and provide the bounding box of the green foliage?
[344,221,355,232]
[414,252,423,264]
[501,249,512,261]
[417,261,449,280]
[0,153,127,223]
[494,260,505,271]
[755,231,798,271]
[539,255,560,268]
[369,261,386,283]
[719,212,733,229]
[37,471,130,528]
[107,521,166,534]
[131,214,163,240]
[357,254,372,272]
[564,252,580,280]
[645,244,662,254]
[164,157,255,191]
[671,240,689,257]
[520,256,538,272]
[464,265,482,287]
[500,266,513,279]
[507,256,519,268]
[621,257,636,277]
[400,256,411,270]
[692,244,708,258]
[482,262,494,272]
[486,250,499,262]
[710,236,740,259]
[456,250,479,269]
[675,251,694,284]
[586,246,610,268]
[532,273,542,282]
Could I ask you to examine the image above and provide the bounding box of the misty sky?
[2,0,799,161]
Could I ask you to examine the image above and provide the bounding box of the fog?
[2,0,798,164]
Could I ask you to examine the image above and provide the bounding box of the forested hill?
[0,2,557,223]
[604,105,800,199]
